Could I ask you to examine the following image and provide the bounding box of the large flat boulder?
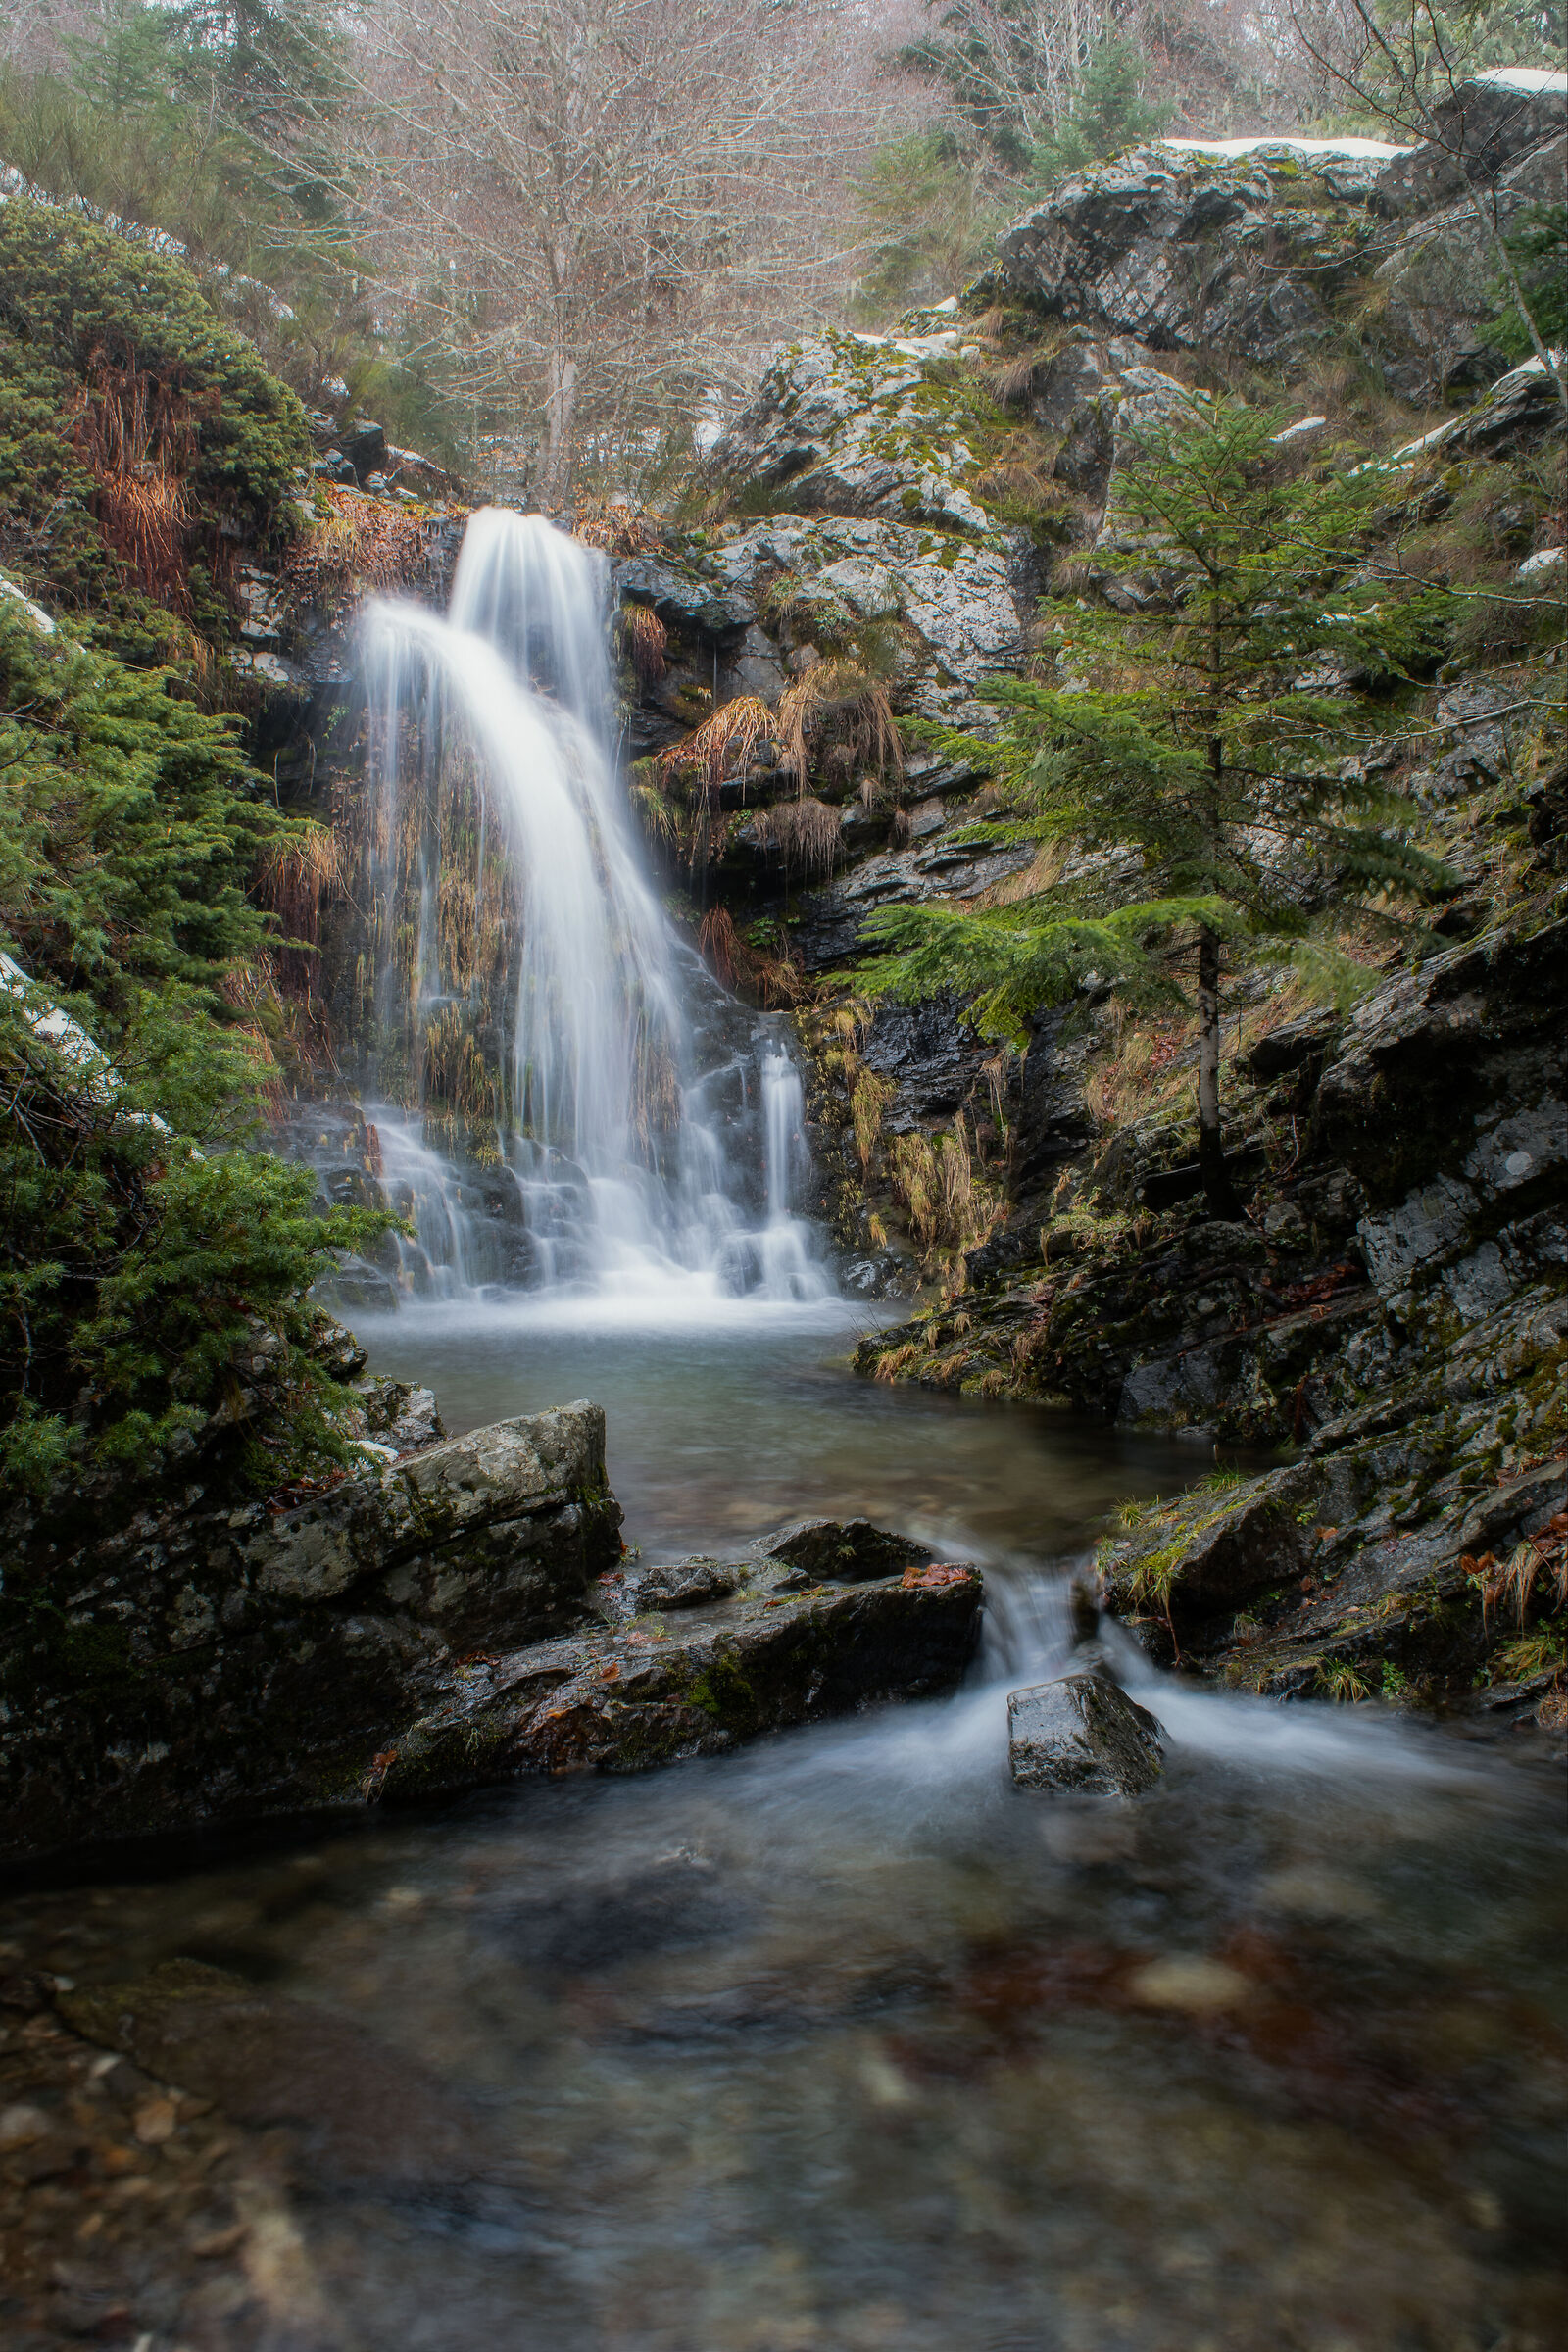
[373,1551,985,1796]
[0,1403,622,1860]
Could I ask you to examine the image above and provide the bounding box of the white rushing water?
[348,509,832,1313]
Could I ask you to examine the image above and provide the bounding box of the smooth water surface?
[6,1317,1565,2352]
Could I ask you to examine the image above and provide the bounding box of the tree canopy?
[858,394,1456,1210]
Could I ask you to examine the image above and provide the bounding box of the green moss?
[685,1647,759,1724]
[0,194,308,651]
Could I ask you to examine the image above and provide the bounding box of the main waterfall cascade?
[345,508,833,1311]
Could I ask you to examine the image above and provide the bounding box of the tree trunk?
[542,351,578,509]
[1197,923,1241,1220]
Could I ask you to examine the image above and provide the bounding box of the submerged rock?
[1008,1674,1165,1797]
[57,1960,493,2192]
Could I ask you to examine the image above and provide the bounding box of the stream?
[5,1310,1565,2351]
[4,509,1562,2348]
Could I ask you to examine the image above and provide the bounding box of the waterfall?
[345,507,831,1310]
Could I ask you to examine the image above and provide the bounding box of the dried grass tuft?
[619,602,667,687]
[255,824,346,1001]
[665,694,776,791]
[754,795,843,881]
[886,1115,1002,1261]
[698,906,741,988]
[284,487,431,612]
[777,661,903,799]
[572,500,662,557]
[69,349,211,608]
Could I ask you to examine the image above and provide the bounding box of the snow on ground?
[1474,66,1567,93]
[1159,134,1410,159]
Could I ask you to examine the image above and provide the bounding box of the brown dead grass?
[69,349,214,608]
[667,694,776,791]
[777,661,903,800]
[619,602,667,687]
[285,486,432,612]
[255,824,346,1001]
[754,796,843,881]
[571,499,662,557]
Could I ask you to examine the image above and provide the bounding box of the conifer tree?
[860,394,1453,1218]
[1032,32,1173,181]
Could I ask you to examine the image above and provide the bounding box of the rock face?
[1371,132,1567,397]
[373,1549,985,1796]
[0,1401,623,1861]
[994,99,1567,399]
[860,862,1568,1724]
[998,148,1373,367]
[705,329,998,537]
[618,506,1026,751]
[1008,1674,1165,1796]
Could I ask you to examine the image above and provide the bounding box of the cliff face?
[612,96,1566,1728]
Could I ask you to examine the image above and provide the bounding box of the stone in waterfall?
[1008,1675,1165,1798]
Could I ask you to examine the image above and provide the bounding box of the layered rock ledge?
[373,1547,985,1801]
[1,1403,622,1861]
[1,1409,984,1861]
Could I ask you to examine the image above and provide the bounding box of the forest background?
[5,0,1559,503]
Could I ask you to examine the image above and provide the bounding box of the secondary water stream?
[6,1323,1566,2351]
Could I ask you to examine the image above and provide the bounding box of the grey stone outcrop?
[1,1402,623,1859]
[1008,1673,1165,1796]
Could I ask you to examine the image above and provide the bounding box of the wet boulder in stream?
[1008,1674,1166,1798]
[372,1537,984,1796]
[1,1401,623,1860]
[757,1516,933,1584]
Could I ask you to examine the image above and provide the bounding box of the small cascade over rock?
[339,508,831,1310]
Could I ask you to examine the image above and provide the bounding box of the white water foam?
[350,509,833,1312]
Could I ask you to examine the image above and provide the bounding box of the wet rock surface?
[1,1399,622,1862]
[1008,1674,1165,1797]
[374,1537,984,1796]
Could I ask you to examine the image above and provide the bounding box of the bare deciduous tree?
[342,0,904,497]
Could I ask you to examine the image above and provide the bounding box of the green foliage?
[852,131,1004,316]
[0,602,379,1497]
[857,394,1455,1192]
[0,7,460,458]
[0,193,309,646]
[1030,34,1173,184]
[861,893,1232,1043]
